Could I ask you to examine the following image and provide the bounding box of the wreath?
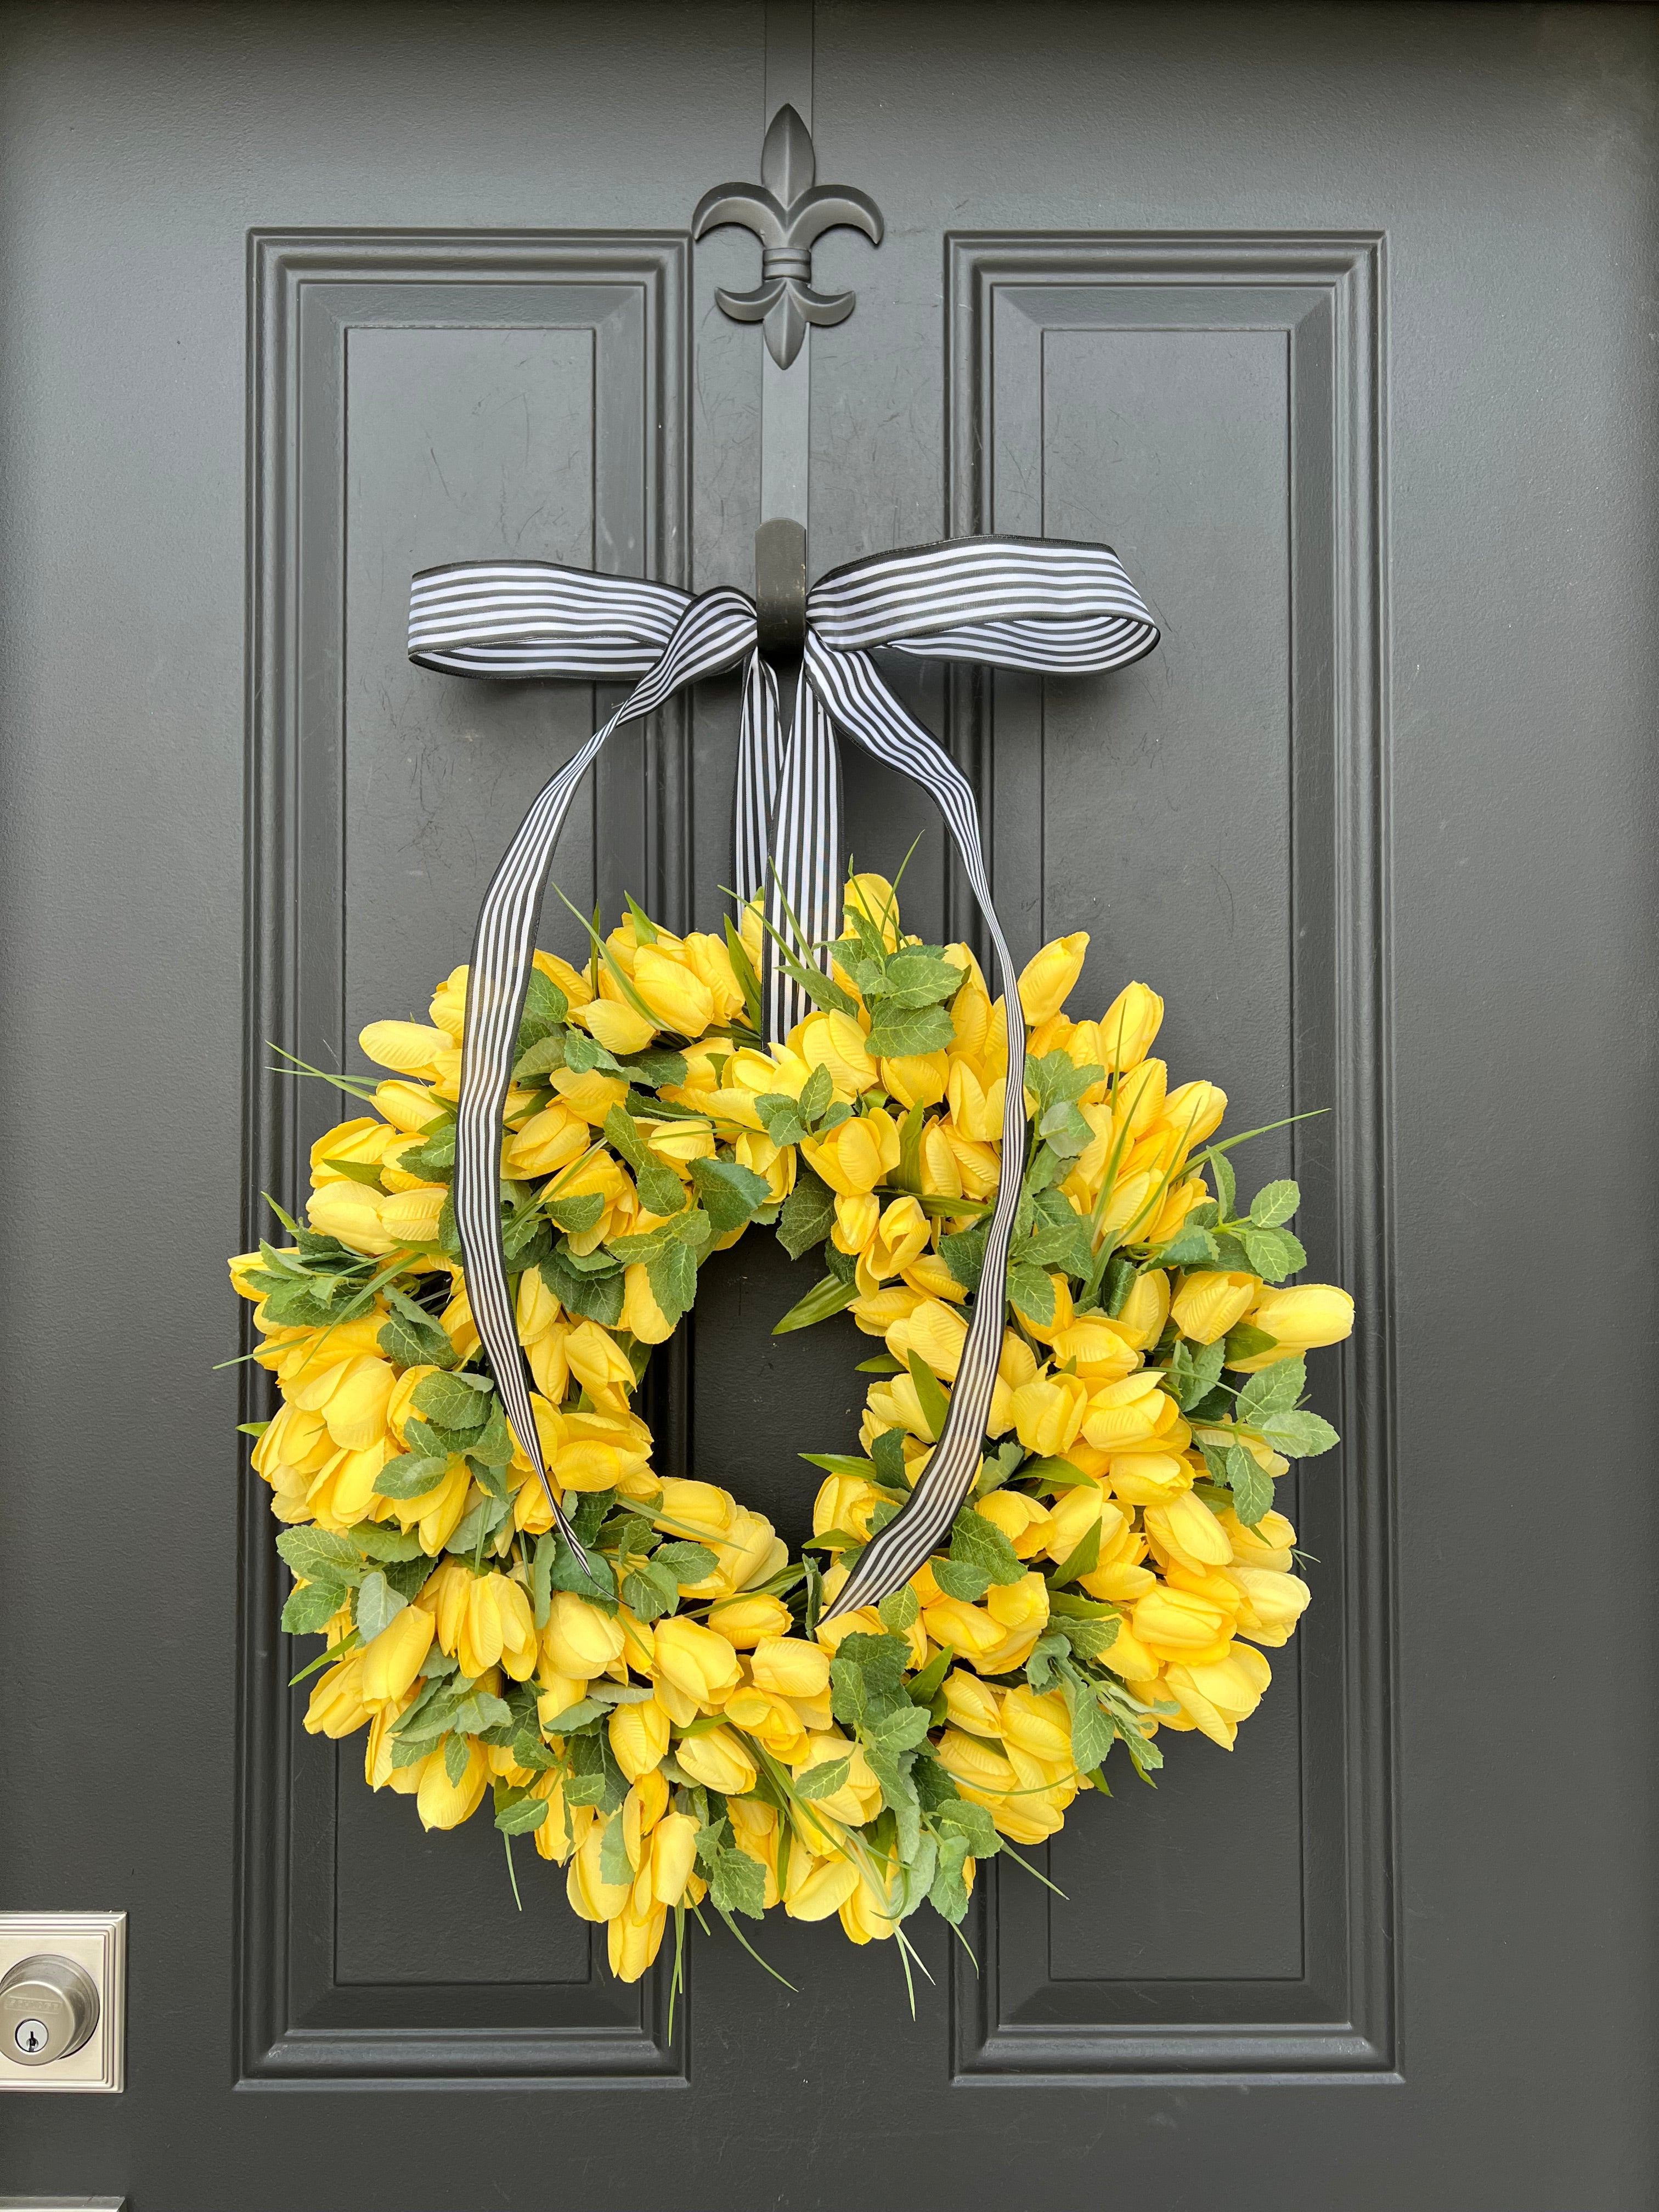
[232,874,1353,1997]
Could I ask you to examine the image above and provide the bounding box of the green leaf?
[828,1632,911,1729]
[1240,1223,1307,1283]
[621,1560,681,1621]
[941,1221,988,1294]
[1249,1178,1301,1228]
[1235,1356,1307,1424]
[320,1156,386,1189]
[1156,1224,1220,1269]
[772,1272,859,1334]
[1224,1444,1274,1527]
[517,968,569,1053]
[1209,1148,1237,1216]
[444,1493,512,1557]
[928,1830,974,1924]
[450,1689,514,1736]
[1260,1408,1340,1458]
[1060,1612,1121,1662]
[1223,1321,1279,1366]
[540,1244,625,1327]
[1048,1517,1102,1588]
[647,1238,700,1328]
[868,1701,932,1755]
[653,1540,719,1584]
[935,1796,1001,1858]
[1063,1678,1116,1774]
[878,1584,920,1633]
[599,1810,634,1888]
[794,1754,853,1802]
[755,1092,808,1149]
[637,1158,688,1218]
[691,1156,772,1235]
[377,1308,458,1373]
[864,1000,955,1059]
[932,1558,992,1602]
[281,1581,345,1635]
[906,1350,951,1442]
[709,1843,767,1921]
[354,1570,408,1641]
[1167,1336,1225,1412]
[373,1452,450,1500]
[544,1189,605,1235]
[276,1526,366,1590]
[410,1370,492,1431]
[495,1795,550,1835]
[512,1031,567,1082]
[950,1509,1024,1588]
[722,915,763,1031]
[879,950,966,1007]
[1006,1261,1057,1326]
[349,1521,426,1561]
[619,1046,689,1089]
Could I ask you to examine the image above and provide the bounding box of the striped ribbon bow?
[408,537,1158,1618]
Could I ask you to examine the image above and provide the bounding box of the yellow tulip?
[567,1823,631,1922]
[647,1812,701,1907]
[574,996,658,1056]
[286,1353,396,1450]
[1105,1449,1192,1506]
[880,1050,950,1109]
[941,1671,1005,1739]
[723,1684,810,1763]
[856,1195,931,1289]
[428,964,468,1038]
[1170,1269,1259,1346]
[791,1734,882,1826]
[379,1186,445,1245]
[504,1098,589,1178]
[608,1695,672,1782]
[1230,1284,1356,1369]
[674,1723,757,1797]
[934,1727,1019,1796]
[974,1488,1052,1558]
[1081,1370,1177,1452]
[840,1858,900,1945]
[651,1615,742,1707]
[305,1180,396,1255]
[812,1473,882,1541]
[1010,1372,1089,1457]
[1144,1491,1234,1577]
[1227,1564,1312,1645]
[795,1009,879,1097]
[706,1594,792,1647]
[920,1593,1006,1665]
[631,945,715,1036]
[542,1592,627,1678]
[608,1893,669,1983]
[748,1635,832,1701]
[1131,1585,1233,1663]
[1018,932,1089,1025]
[653,1477,735,1543]
[551,1064,629,1124]
[843,870,902,945]
[304,1653,371,1739]
[359,1019,449,1075]
[308,1116,397,1189]
[1000,1685,1074,1764]
[800,1108,900,1196]
[1098,981,1163,1071]
[784,1852,860,1922]
[1164,1645,1273,1749]
[374,1079,445,1133]
[359,1603,435,1705]
[679,932,747,1025]
[416,1737,488,1830]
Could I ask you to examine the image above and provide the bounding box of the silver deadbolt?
[0,1953,100,2064]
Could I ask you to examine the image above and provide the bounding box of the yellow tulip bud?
[1229,1284,1355,1369]
[358,1019,449,1076]
[359,1602,435,1705]
[631,945,715,1036]
[416,1736,488,1830]
[1051,1318,1140,1385]
[551,1064,629,1124]
[800,1108,899,1197]
[920,1593,1007,1664]
[542,1591,627,1679]
[1009,1372,1088,1457]
[1170,1269,1260,1346]
[1160,1080,1227,1150]
[1105,1449,1192,1506]
[304,1653,372,1739]
[1018,932,1089,1026]
[705,1594,792,1647]
[567,1822,631,1921]
[1001,1685,1073,1764]
[974,1488,1052,1558]
[674,1723,757,1797]
[608,1894,669,1983]
[941,1671,1005,1739]
[647,1812,701,1907]
[574,996,658,1055]
[934,1727,1019,1795]
[784,1852,860,1922]
[723,1684,810,1763]
[843,870,902,945]
[306,1181,396,1255]
[1081,1370,1178,1452]
[374,1079,445,1133]
[608,1695,672,1782]
[653,1478,734,1543]
[880,1051,949,1109]
[1098,981,1164,1071]
[791,1734,882,1826]
[651,1615,742,1707]
[308,1116,397,1189]
[504,1098,589,1178]
[795,1009,879,1097]
[1131,1585,1232,1663]
[840,1859,900,1945]
[286,1353,396,1450]
[748,1636,832,1701]
[1144,1491,1235,1577]
[1227,1564,1311,1643]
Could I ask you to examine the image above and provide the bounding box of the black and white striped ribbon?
[408,538,1157,1607]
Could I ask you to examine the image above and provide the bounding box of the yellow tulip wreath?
[231,874,1353,1995]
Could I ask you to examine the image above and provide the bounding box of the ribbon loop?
[409,536,1158,1606]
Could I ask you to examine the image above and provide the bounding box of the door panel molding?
[237,232,690,2084]
[945,234,1397,2081]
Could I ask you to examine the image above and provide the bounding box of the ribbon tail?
[733,651,782,911]
[762,672,842,1045]
[804,637,1029,1619]
[454,592,756,1559]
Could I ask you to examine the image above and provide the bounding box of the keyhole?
[14,2019,49,2055]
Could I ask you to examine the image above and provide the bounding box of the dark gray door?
[3,3,1655,2206]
